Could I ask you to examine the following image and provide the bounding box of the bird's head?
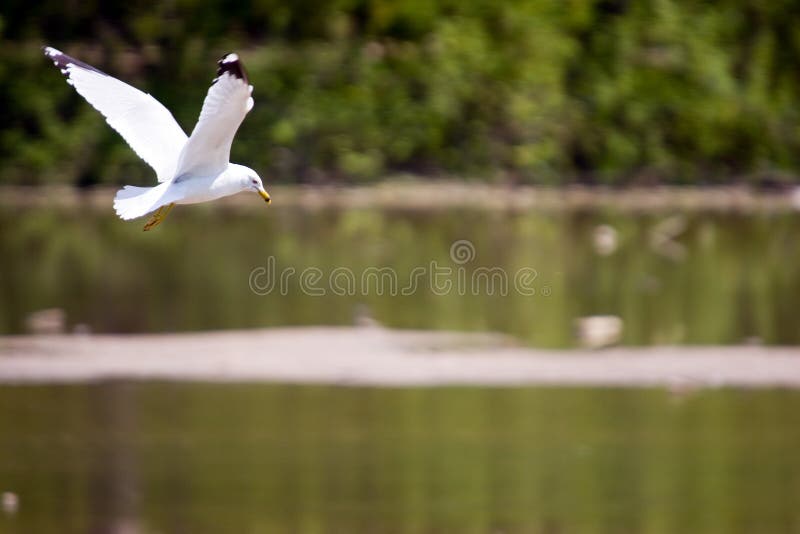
[242,167,270,204]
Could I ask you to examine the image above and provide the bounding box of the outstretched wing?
[173,53,254,180]
[44,47,188,182]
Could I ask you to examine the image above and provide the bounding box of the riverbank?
[2,181,800,213]
[2,327,799,387]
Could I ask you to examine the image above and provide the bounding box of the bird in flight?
[44,47,270,231]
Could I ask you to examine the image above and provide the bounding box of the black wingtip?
[43,46,107,77]
[43,46,68,71]
[216,52,248,83]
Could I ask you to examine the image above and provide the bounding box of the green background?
[2,0,800,186]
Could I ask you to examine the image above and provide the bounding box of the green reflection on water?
[1,204,799,346]
[0,384,799,533]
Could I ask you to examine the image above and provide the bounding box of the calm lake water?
[1,202,799,346]
[2,202,800,532]
[0,383,799,533]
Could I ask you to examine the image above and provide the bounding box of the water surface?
[0,383,799,533]
[2,204,799,346]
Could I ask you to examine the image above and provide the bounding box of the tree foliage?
[1,0,800,185]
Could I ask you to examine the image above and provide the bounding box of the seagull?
[43,47,270,231]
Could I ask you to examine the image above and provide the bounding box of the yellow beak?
[258,188,271,204]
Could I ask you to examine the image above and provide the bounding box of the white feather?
[44,47,188,182]
[113,182,173,220]
[174,72,254,179]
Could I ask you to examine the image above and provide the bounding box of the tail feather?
[113,182,172,220]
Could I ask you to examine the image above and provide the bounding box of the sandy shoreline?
[2,181,798,213]
[2,327,800,387]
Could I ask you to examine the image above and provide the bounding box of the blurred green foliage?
[1,0,800,185]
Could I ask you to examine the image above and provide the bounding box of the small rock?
[25,308,65,335]
[592,225,618,256]
[575,315,623,349]
[353,303,380,328]
[1,492,18,515]
[73,323,92,336]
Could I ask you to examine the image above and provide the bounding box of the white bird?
[43,47,271,231]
